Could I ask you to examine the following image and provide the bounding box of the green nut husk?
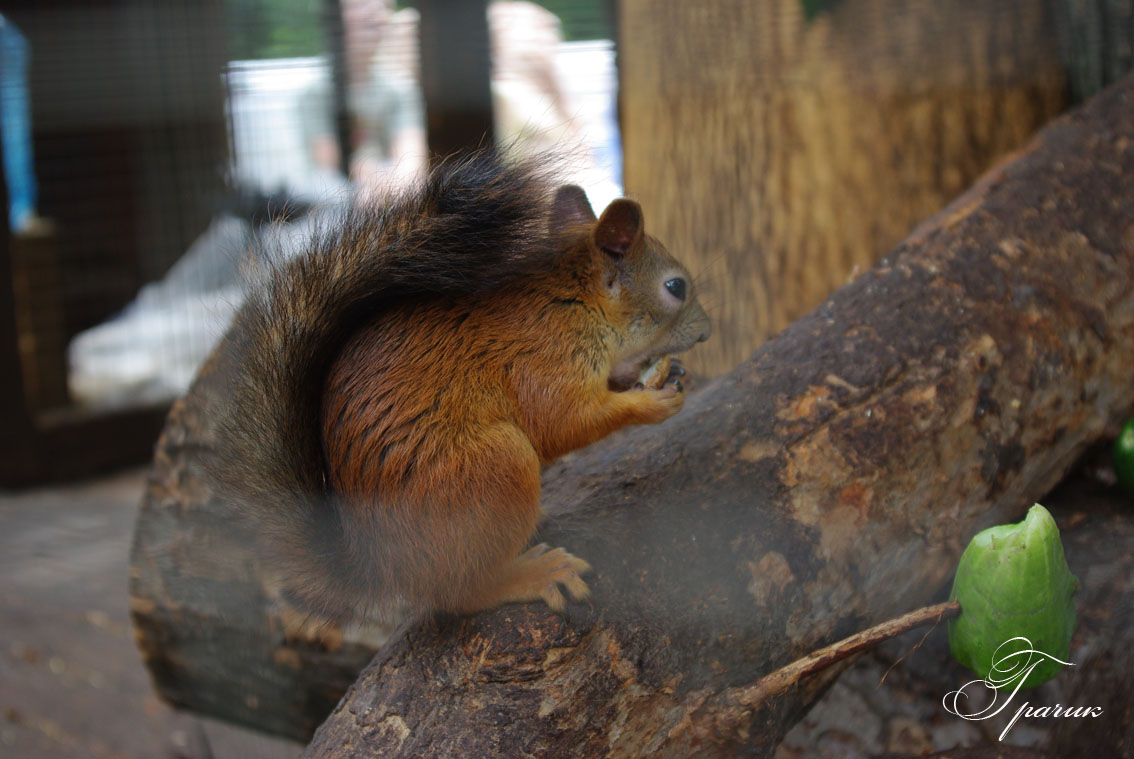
[1114,418,1134,497]
[948,503,1078,690]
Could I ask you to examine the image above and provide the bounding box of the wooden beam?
[0,152,38,477]
[322,0,352,178]
[416,0,495,160]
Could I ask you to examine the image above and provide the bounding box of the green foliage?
[948,504,1078,690]
[532,0,613,41]
[225,0,326,61]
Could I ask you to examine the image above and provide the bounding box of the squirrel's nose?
[690,303,711,343]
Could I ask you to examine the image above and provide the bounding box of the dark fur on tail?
[209,153,561,619]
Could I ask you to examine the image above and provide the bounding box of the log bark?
[302,76,1134,757]
[130,74,1134,754]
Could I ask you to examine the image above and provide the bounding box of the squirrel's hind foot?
[468,543,591,613]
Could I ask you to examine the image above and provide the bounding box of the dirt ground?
[0,468,303,759]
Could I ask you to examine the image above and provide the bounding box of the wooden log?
[915,749,1055,759]
[131,74,1134,753]
[620,0,1067,378]
[302,76,1134,757]
[130,367,396,740]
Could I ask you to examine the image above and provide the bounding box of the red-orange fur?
[321,236,685,613]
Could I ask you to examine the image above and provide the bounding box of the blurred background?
[1,0,621,487]
[0,0,1131,757]
[1,0,1131,486]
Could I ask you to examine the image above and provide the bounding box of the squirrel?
[210,154,711,622]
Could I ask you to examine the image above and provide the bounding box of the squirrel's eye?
[664,277,687,301]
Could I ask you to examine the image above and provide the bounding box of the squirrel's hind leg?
[409,422,591,615]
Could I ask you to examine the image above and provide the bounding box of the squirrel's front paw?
[632,359,687,421]
[661,357,686,392]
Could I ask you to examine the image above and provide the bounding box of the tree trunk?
[620,0,1067,378]
[131,74,1134,755]
[302,75,1134,757]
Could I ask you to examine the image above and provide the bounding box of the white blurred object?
[67,286,245,409]
[226,58,349,202]
[67,216,250,408]
[67,207,345,409]
[553,39,622,209]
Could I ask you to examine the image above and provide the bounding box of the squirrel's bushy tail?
[210,153,559,619]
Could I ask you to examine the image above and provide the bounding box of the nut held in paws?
[637,356,672,389]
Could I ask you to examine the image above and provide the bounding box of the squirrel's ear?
[593,199,643,257]
[550,185,596,231]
